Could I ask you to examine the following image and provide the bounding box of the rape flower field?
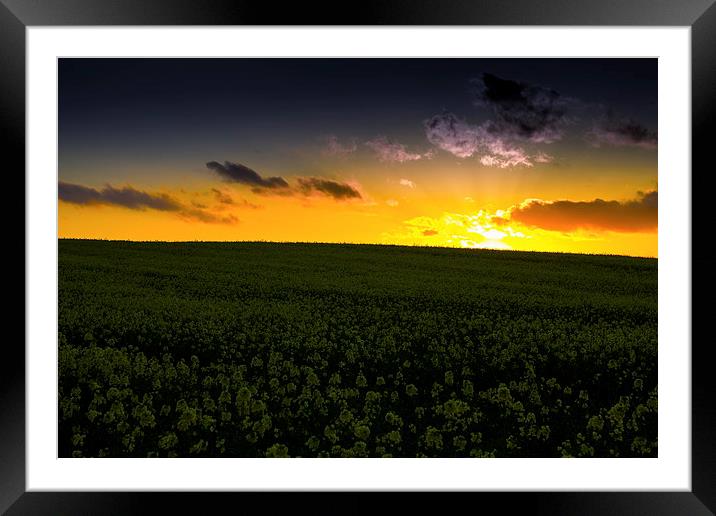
[58,239,657,457]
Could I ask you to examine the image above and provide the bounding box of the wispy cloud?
[424,111,544,168]
[59,182,182,211]
[323,135,358,157]
[211,188,235,205]
[59,182,238,225]
[207,160,361,202]
[534,152,553,163]
[423,72,577,166]
[365,137,427,163]
[298,177,362,200]
[424,112,482,159]
[179,208,239,225]
[206,161,289,189]
[478,139,533,169]
[211,188,262,209]
[399,178,416,188]
[586,112,657,149]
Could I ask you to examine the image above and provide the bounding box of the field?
[58,239,657,458]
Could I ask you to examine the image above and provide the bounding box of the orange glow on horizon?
[58,179,658,258]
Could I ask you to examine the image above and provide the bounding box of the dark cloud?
[205,161,362,200]
[297,177,362,200]
[58,182,181,211]
[472,73,569,143]
[179,208,238,225]
[239,199,262,209]
[211,188,262,209]
[587,112,657,149]
[510,191,657,233]
[211,188,235,205]
[59,181,238,224]
[206,161,289,189]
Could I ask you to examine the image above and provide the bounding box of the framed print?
[4,0,715,514]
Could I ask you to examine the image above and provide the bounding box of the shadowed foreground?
[59,240,657,457]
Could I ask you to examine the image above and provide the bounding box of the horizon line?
[57,237,658,260]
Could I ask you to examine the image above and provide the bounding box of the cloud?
[472,73,569,143]
[478,139,533,168]
[323,135,358,157]
[238,199,262,209]
[424,111,541,168]
[211,188,262,209]
[534,152,553,163]
[587,112,657,149]
[399,178,416,188]
[365,137,425,163]
[297,177,362,200]
[386,199,399,207]
[211,188,235,205]
[424,112,482,158]
[509,191,657,232]
[179,208,239,225]
[392,210,524,250]
[59,182,182,211]
[206,160,363,202]
[206,161,289,189]
[59,182,238,225]
[423,74,572,165]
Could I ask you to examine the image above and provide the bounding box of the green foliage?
[354,424,371,441]
[265,444,290,458]
[58,240,657,458]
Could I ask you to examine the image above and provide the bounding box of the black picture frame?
[3,1,714,514]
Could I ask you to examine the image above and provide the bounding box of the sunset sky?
[58,58,657,257]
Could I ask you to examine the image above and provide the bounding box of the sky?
[58,58,658,257]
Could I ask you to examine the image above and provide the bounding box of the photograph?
[57,57,658,459]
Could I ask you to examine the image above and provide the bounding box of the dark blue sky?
[59,58,657,183]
